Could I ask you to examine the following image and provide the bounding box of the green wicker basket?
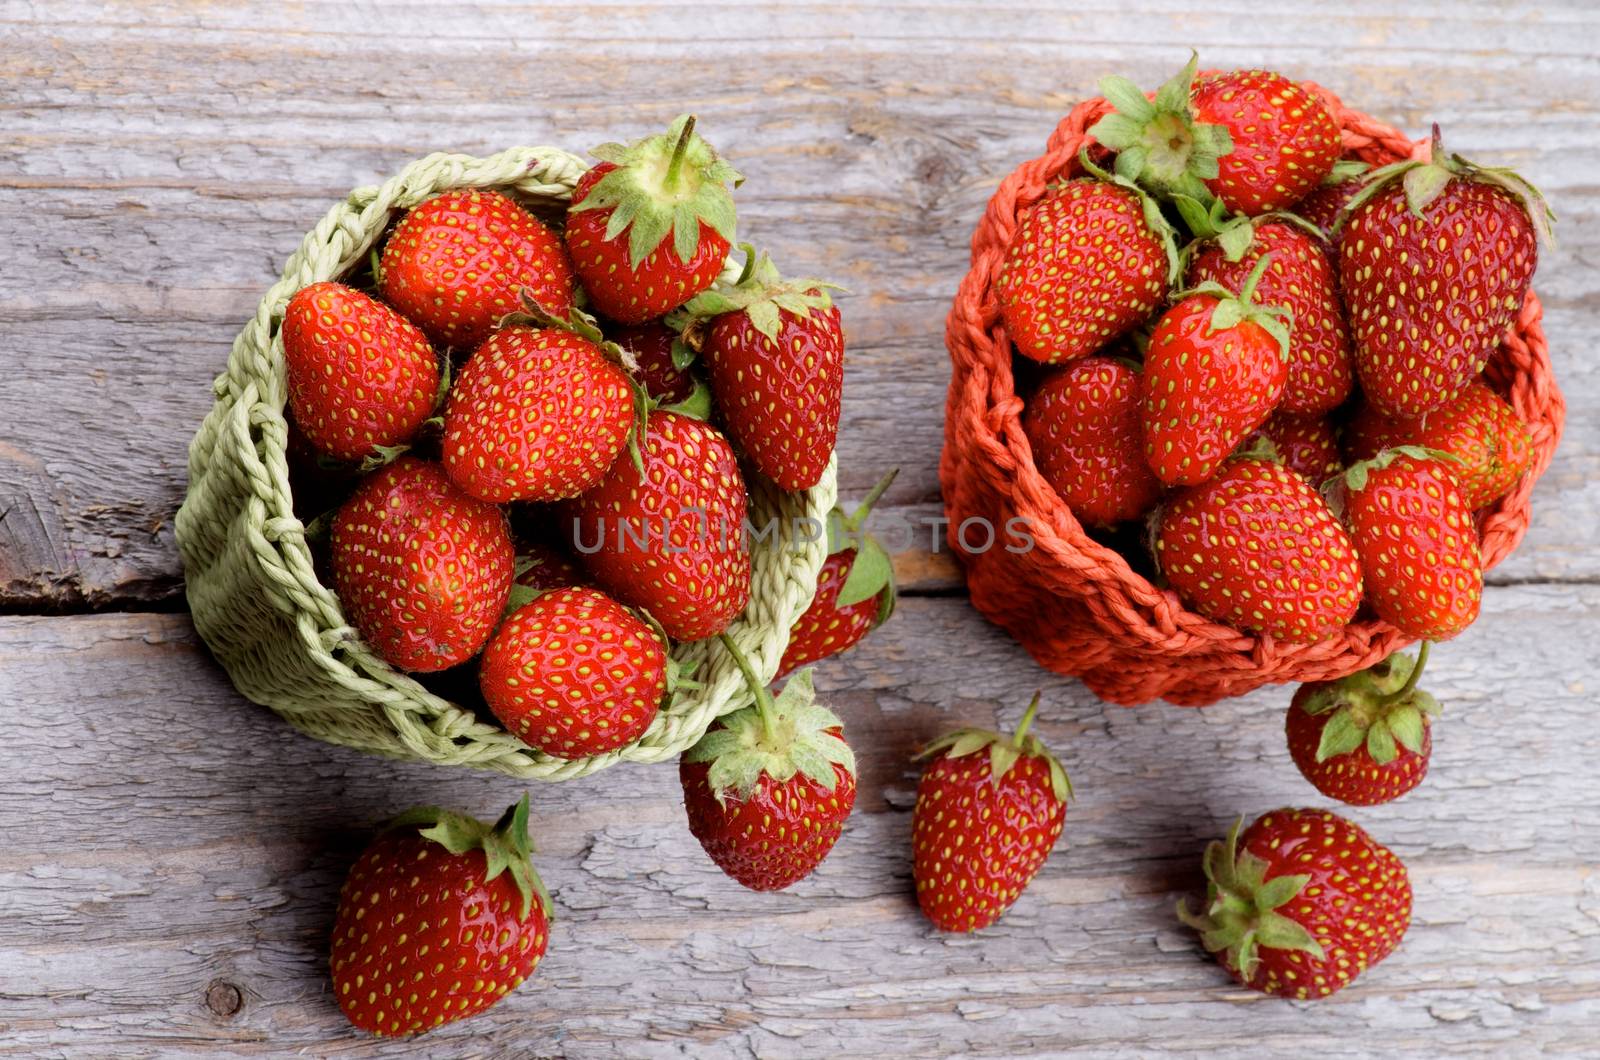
[174,146,836,781]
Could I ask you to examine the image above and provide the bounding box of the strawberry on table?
[330,457,514,672]
[1250,411,1343,485]
[1179,808,1412,999]
[912,693,1071,933]
[566,115,741,324]
[680,639,856,891]
[282,282,441,463]
[1287,644,1439,806]
[331,796,551,1036]
[380,188,574,351]
[1339,125,1553,417]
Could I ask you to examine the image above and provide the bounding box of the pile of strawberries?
[988,56,1555,1000]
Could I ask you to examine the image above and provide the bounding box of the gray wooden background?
[2,2,1597,1057]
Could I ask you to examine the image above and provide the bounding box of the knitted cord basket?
[942,86,1564,707]
[175,146,836,780]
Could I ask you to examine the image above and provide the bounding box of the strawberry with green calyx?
[778,469,899,677]
[1338,124,1554,417]
[912,693,1071,933]
[679,637,857,891]
[611,319,699,405]
[1295,158,1370,272]
[331,796,552,1036]
[1287,643,1440,806]
[1140,254,1292,486]
[1088,54,1235,204]
[566,115,742,324]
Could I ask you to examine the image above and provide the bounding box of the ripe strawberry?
[1090,56,1339,215]
[912,694,1071,933]
[1155,458,1362,643]
[566,115,741,324]
[331,797,551,1036]
[1295,160,1369,272]
[1287,645,1439,806]
[1141,257,1291,486]
[380,189,574,351]
[680,641,856,891]
[282,282,441,463]
[1339,126,1553,417]
[1023,356,1162,525]
[1344,382,1533,510]
[330,457,513,672]
[564,410,749,641]
[512,536,589,594]
[441,323,634,504]
[1250,411,1342,485]
[480,586,665,758]
[777,469,899,677]
[686,251,843,490]
[1183,211,1352,414]
[1179,808,1411,998]
[611,319,697,405]
[995,173,1177,364]
[1341,448,1482,640]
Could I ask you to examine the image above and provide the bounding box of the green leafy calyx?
[1341,444,1457,492]
[1177,254,1292,362]
[675,244,841,343]
[1087,52,1235,204]
[829,469,899,624]
[917,693,1072,804]
[1299,644,1439,765]
[387,795,551,921]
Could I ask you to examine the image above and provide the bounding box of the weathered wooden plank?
[2,1,1598,607]
[2,584,1598,1056]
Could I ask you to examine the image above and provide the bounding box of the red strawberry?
[611,319,697,405]
[1179,808,1412,998]
[1345,381,1533,510]
[480,586,665,758]
[1341,448,1482,640]
[1141,256,1291,486]
[1250,411,1342,485]
[564,410,749,641]
[1295,160,1370,272]
[912,694,1071,933]
[331,797,551,1036]
[777,469,898,677]
[282,282,441,462]
[566,116,741,324]
[687,251,843,490]
[442,323,634,504]
[1183,212,1352,414]
[380,189,574,351]
[1156,457,1362,643]
[512,536,589,594]
[331,457,513,672]
[1023,355,1162,525]
[1090,56,1339,216]
[680,641,856,891]
[1287,645,1439,806]
[1339,126,1552,417]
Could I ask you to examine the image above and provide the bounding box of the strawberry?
[441,321,634,504]
[380,189,574,351]
[1023,355,1162,526]
[1339,126,1553,417]
[912,694,1071,933]
[564,410,749,641]
[1250,411,1342,485]
[1340,448,1482,640]
[1182,210,1352,414]
[684,250,843,490]
[1287,645,1439,806]
[777,469,898,677]
[1155,457,1362,643]
[1344,381,1533,510]
[1141,256,1291,486]
[331,796,551,1036]
[611,319,697,405]
[282,282,441,463]
[1090,56,1339,216]
[566,115,741,324]
[1179,808,1411,999]
[1294,160,1369,272]
[480,586,665,758]
[330,457,514,672]
[512,536,589,594]
[995,172,1176,365]
[680,641,856,891]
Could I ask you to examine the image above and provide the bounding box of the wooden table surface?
[3,2,1598,1057]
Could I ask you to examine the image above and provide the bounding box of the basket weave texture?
[176,147,836,780]
[942,86,1564,707]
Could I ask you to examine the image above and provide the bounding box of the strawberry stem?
[718,632,778,743]
[842,468,899,534]
[1378,641,1431,707]
[664,115,697,193]
[1236,252,1273,307]
[1012,691,1043,746]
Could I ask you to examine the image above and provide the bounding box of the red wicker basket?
[941,84,1564,706]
